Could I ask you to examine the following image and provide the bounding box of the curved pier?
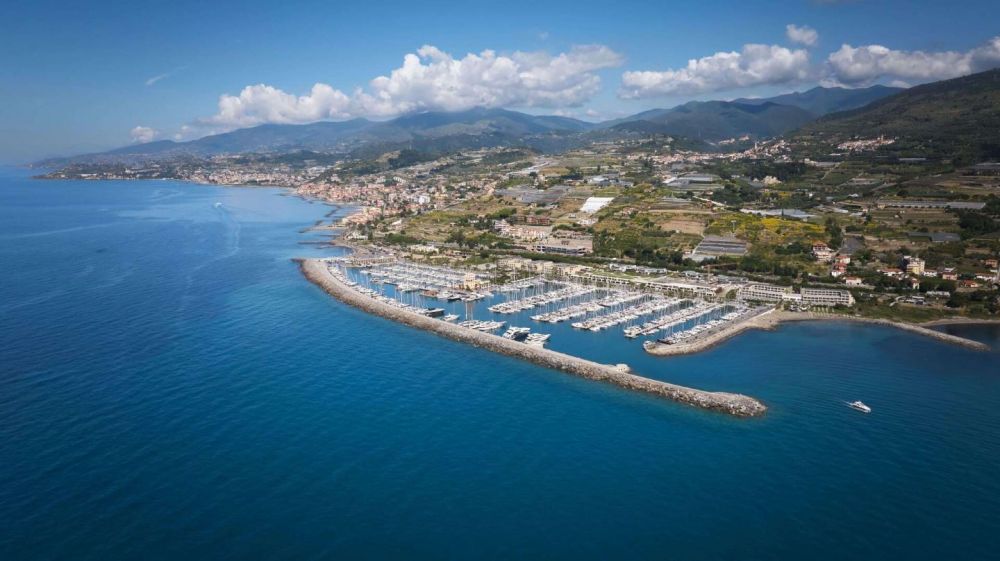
[645,309,990,357]
[299,258,767,418]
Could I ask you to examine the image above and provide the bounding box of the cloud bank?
[825,36,1000,86]
[170,33,1000,139]
[620,31,1000,99]
[620,43,811,98]
[196,44,623,132]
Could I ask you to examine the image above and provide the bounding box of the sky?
[2,0,999,163]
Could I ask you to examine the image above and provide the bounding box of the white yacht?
[502,327,531,341]
[846,400,872,413]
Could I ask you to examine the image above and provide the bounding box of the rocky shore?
[646,309,991,356]
[298,258,767,418]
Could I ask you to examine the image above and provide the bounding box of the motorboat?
[846,400,872,413]
[502,327,531,341]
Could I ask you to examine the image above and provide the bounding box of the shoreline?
[645,310,991,357]
[298,258,768,418]
[919,318,1000,327]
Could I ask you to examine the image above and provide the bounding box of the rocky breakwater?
[772,312,991,351]
[646,310,991,356]
[298,258,766,418]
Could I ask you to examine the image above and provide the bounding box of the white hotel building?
[738,284,854,307]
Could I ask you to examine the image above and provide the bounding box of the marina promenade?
[300,258,768,418]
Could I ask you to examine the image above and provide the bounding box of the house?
[812,242,834,262]
[844,276,864,286]
[408,244,440,254]
[904,256,925,276]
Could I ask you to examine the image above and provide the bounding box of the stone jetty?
[645,309,990,356]
[298,258,767,418]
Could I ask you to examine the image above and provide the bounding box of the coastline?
[919,318,1000,327]
[645,309,991,357]
[298,258,768,418]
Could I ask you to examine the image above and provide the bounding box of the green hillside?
[795,69,1000,163]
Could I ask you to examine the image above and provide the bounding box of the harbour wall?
[298,258,767,418]
[777,312,991,351]
[646,310,990,356]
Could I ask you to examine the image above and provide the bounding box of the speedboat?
[502,327,531,341]
[846,400,872,413]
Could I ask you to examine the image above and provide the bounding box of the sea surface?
[2,167,999,560]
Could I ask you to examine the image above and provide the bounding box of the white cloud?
[826,36,1000,86]
[145,73,169,87]
[193,44,623,133]
[786,24,819,47]
[619,44,811,98]
[145,67,185,87]
[130,126,159,143]
[206,83,354,129]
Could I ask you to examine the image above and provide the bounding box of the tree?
[825,217,843,250]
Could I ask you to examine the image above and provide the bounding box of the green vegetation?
[797,69,1000,162]
[388,149,438,169]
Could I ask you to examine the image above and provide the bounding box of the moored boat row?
[489,285,597,314]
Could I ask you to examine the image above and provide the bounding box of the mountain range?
[40,108,597,166]
[40,75,1000,165]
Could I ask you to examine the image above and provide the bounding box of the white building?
[801,288,855,307]
[904,256,925,276]
[738,283,790,303]
[739,283,854,307]
[580,197,614,213]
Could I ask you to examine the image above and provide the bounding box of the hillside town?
[42,132,1000,322]
[280,138,998,323]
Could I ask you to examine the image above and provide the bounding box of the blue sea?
[2,167,999,560]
